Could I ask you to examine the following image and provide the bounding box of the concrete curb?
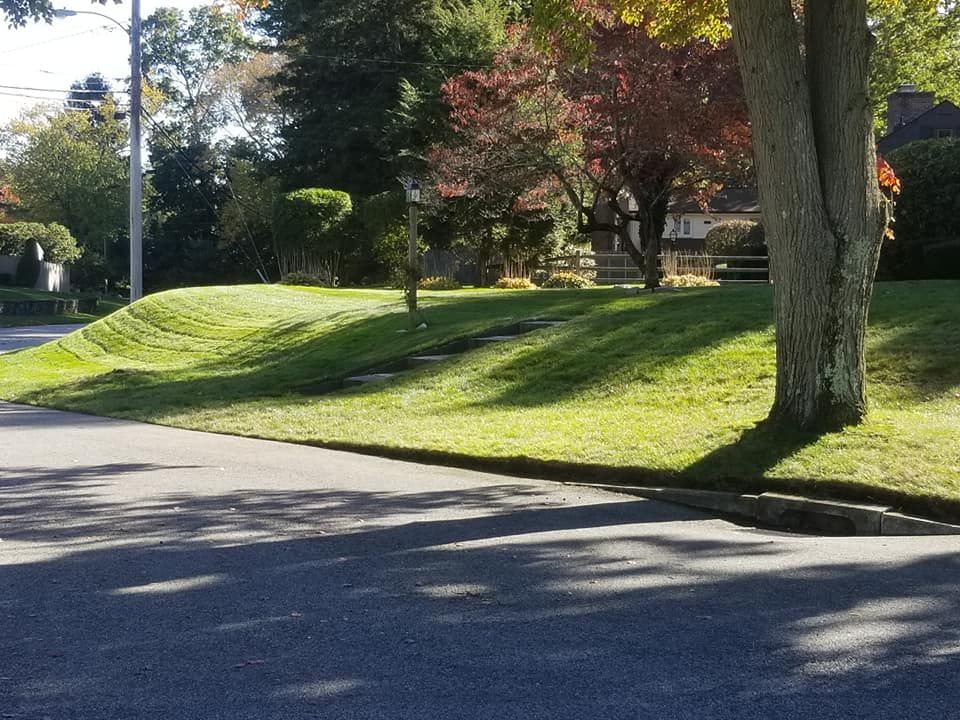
[566,483,960,537]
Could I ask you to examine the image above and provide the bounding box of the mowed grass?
[1,281,958,519]
[0,287,125,327]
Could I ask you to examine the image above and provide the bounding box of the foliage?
[704,221,766,257]
[280,271,329,287]
[355,191,411,284]
[434,19,749,287]
[210,52,287,160]
[14,238,42,287]
[0,0,112,26]
[661,274,719,288]
[0,222,81,264]
[261,0,516,194]
[882,138,960,279]
[868,0,960,132]
[218,157,280,281]
[541,272,593,288]
[142,5,252,141]
[494,276,537,289]
[272,188,352,282]
[419,275,462,290]
[1,101,128,288]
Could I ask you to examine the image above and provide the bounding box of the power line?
[140,108,271,282]
[0,83,129,95]
[0,27,116,55]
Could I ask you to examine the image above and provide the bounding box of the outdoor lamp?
[406,179,421,205]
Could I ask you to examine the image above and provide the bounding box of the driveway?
[1,401,958,719]
[0,323,83,354]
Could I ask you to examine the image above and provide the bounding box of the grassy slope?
[1,282,958,519]
[0,287,124,327]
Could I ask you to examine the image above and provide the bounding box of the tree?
[142,5,251,141]
[2,101,128,287]
[869,0,960,132]
[535,0,899,430]
[434,20,749,287]
[1,0,114,26]
[261,0,515,194]
[65,73,112,114]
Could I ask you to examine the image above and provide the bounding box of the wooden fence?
[536,251,770,285]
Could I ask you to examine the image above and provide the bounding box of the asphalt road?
[1,401,959,719]
[0,324,83,354]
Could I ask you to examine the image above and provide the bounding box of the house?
[661,188,761,252]
[589,188,760,253]
[878,85,960,155]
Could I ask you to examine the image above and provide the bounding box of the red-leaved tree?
[431,15,751,287]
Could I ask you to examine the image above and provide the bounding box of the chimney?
[886,84,935,135]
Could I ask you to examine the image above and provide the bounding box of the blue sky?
[0,0,208,123]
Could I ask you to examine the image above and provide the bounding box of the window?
[936,129,954,139]
[682,219,691,235]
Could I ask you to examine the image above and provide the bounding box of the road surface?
[0,324,82,354]
[1,401,958,719]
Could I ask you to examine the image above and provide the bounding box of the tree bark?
[727,0,886,430]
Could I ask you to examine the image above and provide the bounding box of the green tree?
[1,99,128,287]
[869,0,960,132]
[535,0,901,430]
[262,0,514,194]
[142,5,251,141]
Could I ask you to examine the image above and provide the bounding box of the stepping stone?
[344,373,397,386]
[471,335,518,347]
[407,354,456,368]
[518,320,565,332]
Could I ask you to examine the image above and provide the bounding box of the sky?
[0,0,208,124]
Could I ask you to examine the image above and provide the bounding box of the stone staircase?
[339,319,566,389]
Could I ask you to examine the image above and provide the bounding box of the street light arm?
[53,7,128,33]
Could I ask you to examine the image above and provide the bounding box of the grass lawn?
[0,281,958,520]
[0,287,125,327]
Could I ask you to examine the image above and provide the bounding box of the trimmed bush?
[0,222,82,264]
[280,272,329,287]
[273,188,352,283]
[15,239,43,288]
[662,274,720,288]
[704,221,766,256]
[541,272,594,289]
[494,276,537,289]
[419,276,461,290]
[882,139,960,279]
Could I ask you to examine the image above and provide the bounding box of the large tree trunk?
[727,0,886,430]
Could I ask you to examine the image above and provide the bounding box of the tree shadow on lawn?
[8,288,693,417]
[3,476,960,718]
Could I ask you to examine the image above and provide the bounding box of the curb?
[567,483,960,537]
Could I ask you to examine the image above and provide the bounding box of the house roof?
[878,100,960,149]
[670,188,760,215]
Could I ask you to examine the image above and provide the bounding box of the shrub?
[273,188,352,283]
[661,274,720,288]
[280,272,329,287]
[15,239,43,287]
[419,276,461,290]
[541,272,594,288]
[704,221,766,256]
[0,222,82,264]
[882,139,960,279]
[494,276,537,289]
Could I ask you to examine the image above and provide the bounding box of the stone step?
[407,354,457,368]
[518,320,565,333]
[471,335,519,347]
[344,372,398,387]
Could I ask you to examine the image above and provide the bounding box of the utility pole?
[129,0,143,302]
[405,179,421,326]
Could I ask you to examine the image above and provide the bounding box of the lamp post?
[54,4,143,302]
[404,179,421,326]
